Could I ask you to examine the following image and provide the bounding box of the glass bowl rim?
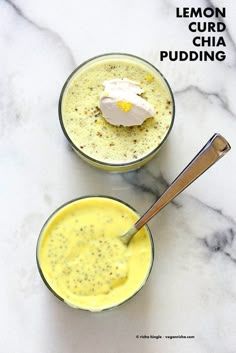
[36,194,155,312]
[58,52,175,168]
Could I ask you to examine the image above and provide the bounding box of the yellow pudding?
[59,53,175,172]
[36,196,153,311]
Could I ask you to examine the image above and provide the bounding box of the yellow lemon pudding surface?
[37,197,153,311]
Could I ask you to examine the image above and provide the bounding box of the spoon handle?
[134,133,230,231]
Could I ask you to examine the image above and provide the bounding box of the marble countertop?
[1,0,236,352]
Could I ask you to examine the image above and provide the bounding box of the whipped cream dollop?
[99,78,155,126]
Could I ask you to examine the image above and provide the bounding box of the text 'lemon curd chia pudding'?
[59,53,175,172]
[36,196,154,312]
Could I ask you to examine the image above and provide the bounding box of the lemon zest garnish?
[116,101,132,112]
[146,74,154,83]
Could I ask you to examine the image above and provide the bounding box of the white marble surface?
[1,0,236,352]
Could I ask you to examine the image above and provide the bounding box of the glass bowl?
[36,195,154,312]
[58,53,175,172]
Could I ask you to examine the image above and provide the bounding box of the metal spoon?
[121,133,231,245]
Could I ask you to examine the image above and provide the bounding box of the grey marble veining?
[4,0,77,67]
[0,0,235,352]
[175,85,236,118]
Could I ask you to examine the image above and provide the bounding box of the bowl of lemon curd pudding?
[36,196,154,312]
[59,53,175,172]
